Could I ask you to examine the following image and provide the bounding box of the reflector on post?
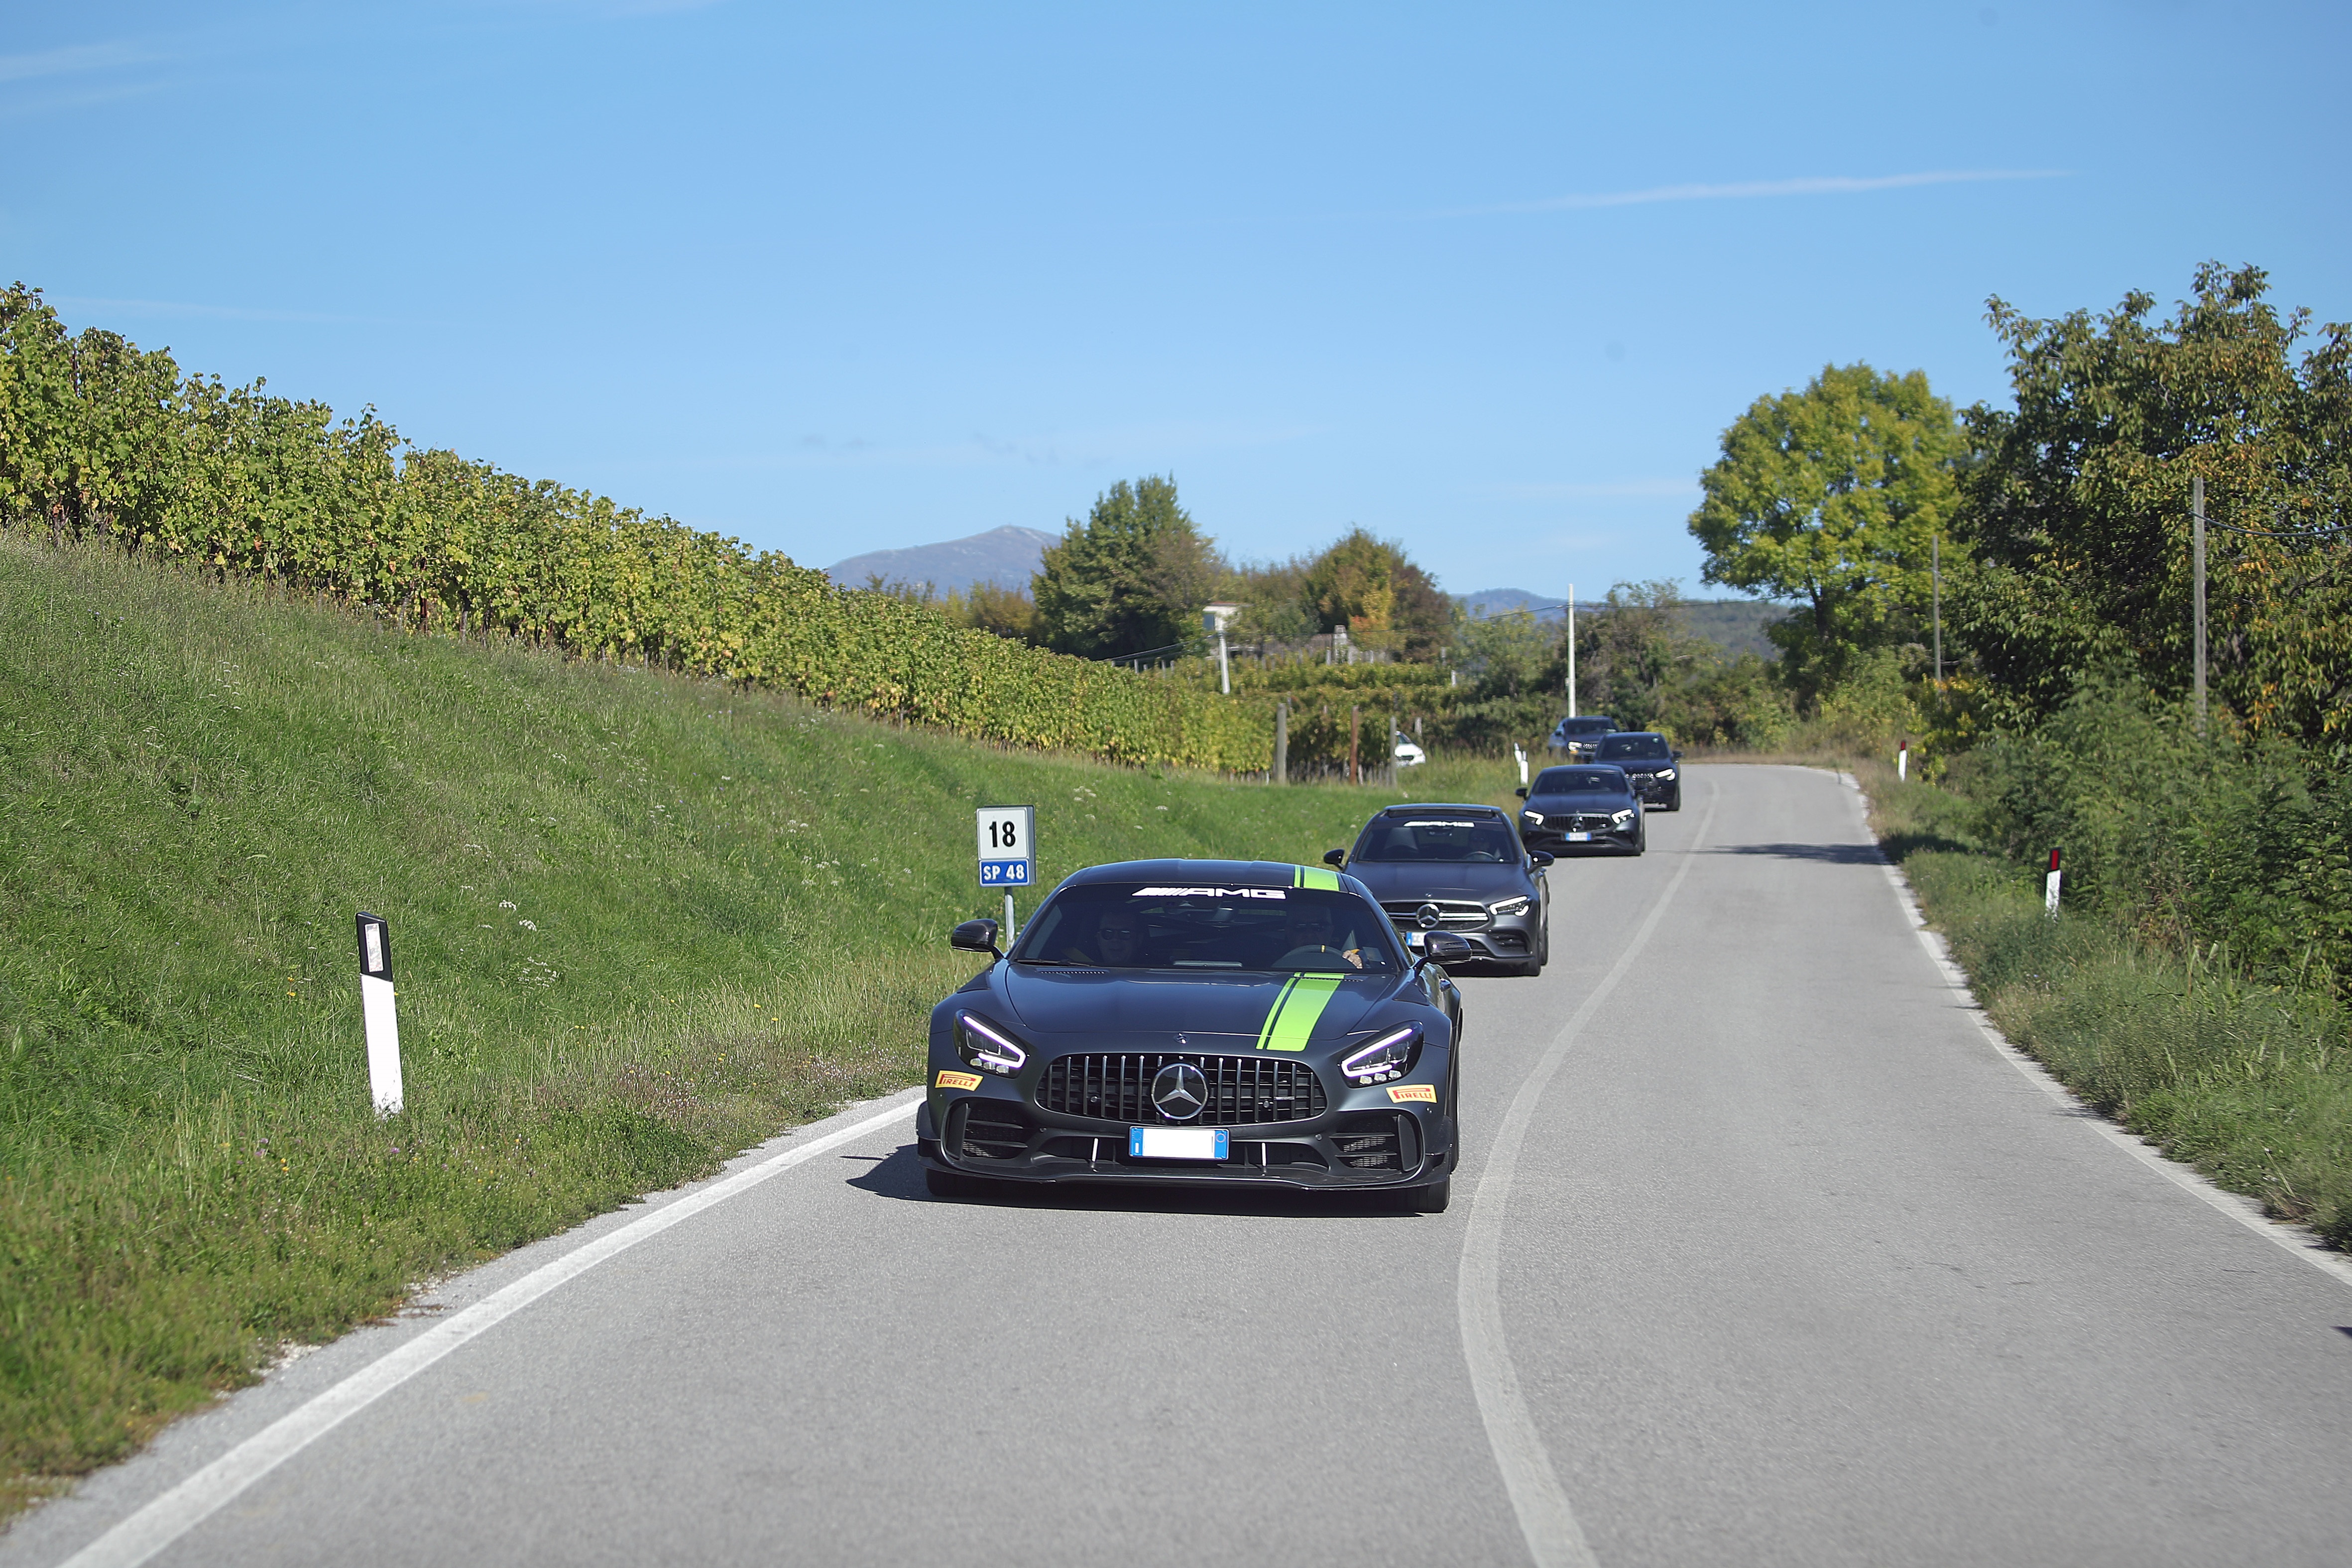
[355,912,403,1115]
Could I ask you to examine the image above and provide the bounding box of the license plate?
[1403,929,1422,947]
[1130,1126,1229,1160]
[1567,831,1591,842]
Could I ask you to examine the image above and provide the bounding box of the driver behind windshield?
[1015,884,1396,973]
[1352,817,1520,862]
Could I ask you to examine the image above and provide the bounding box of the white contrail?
[1441,168,2066,218]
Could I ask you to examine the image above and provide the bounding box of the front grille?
[959,1102,1031,1160]
[1330,1111,1415,1172]
[1039,1054,1328,1126]
[1538,812,1620,833]
[1380,899,1490,932]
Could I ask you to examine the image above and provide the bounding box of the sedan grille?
[1536,812,1620,833]
[1039,1054,1329,1126]
[1379,899,1490,932]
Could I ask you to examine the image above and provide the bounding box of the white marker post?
[1898,738,1908,782]
[1514,743,1529,788]
[976,806,1036,944]
[1203,602,1240,696]
[355,912,403,1116]
[2044,849,2062,918]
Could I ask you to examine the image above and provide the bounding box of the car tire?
[925,1168,983,1198]
[1406,1176,1452,1213]
[1667,790,1682,813]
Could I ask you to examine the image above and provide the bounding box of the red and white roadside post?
[1898,738,1909,782]
[356,912,404,1116]
[2044,849,2062,918]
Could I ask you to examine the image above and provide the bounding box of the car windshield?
[1011,882,1400,974]
[1555,718,1613,736]
[1352,815,1521,863]
[1533,768,1625,794]
[1598,734,1671,760]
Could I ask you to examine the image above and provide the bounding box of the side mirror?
[1418,931,1473,967]
[1529,850,1554,867]
[950,918,1003,959]
[1322,848,1346,868]
[1672,749,1684,759]
[1514,786,1528,798]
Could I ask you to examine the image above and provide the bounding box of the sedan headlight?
[1610,809,1634,827]
[1521,810,1542,824]
[1656,767,1677,781]
[955,1011,1029,1076]
[1488,895,1531,917]
[1340,1024,1420,1085]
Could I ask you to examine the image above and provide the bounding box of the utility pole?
[2193,476,2208,738]
[1565,584,1577,717]
[1931,531,1942,685]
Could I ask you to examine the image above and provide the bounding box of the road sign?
[976,805,1035,888]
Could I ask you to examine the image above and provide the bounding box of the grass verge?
[0,537,1508,1512]
[1855,758,2352,1251]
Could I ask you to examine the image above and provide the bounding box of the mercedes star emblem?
[1151,1062,1209,1121]
[1416,903,1443,931]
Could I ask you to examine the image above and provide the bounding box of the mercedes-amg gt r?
[917,860,1466,1210]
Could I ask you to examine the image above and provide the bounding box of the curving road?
[12,764,2352,1568]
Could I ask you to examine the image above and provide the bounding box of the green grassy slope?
[0,537,1500,1506]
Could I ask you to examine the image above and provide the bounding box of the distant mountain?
[826,526,1059,595]
[1455,588,1568,619]
[1454,589,1788,660]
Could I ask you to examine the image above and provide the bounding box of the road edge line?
[57,1091,923,1568]
[1457,779,1724,1568]
[1835,770,2352,1297]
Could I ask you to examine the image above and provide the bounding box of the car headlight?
[1488,895,1530,917]
[1656,767,1676,781]
[1340,1024,1420,1085]
[955,1011,1029,1076]
[1521,810,1542,823]
[1611,809,1634,827]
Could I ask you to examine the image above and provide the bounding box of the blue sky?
[6,1,2346,602]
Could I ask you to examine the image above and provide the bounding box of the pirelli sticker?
[935,1070,983,1091]
[1256,972,1344,1052]
[1388,1084,1437,1104]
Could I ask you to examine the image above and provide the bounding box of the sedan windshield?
[1554,718,1612,736]
[1012,883,1399,973]
[1598,734,1671,761]
[1352,816,1521,863]
[1532,768,1627,795]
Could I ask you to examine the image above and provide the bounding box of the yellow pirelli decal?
[1387,1084,1437,1103]
[935,1070,983,1091]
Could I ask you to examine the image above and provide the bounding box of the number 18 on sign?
[977,806,1035,888]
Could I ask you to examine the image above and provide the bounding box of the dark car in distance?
[1594,730,1683,811]
[1518,765,1645,855]
[918,860,1465,1211]
[1328,804,1551,975]
[1546,714,1617,760]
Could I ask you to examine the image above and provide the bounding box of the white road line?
[1458,782,1723,1568]
[59,1093,922,1568]
[1836,772,2352,1296]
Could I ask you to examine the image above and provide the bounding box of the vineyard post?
[1274,701,1289,785]
[1349,706,1361,785]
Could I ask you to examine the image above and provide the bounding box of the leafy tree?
[1031,476,1221,659]
[1956,263,2352,740]
[1689,363,1965,701]
[1296,527,1450,659]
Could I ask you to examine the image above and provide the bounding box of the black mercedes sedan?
[1593,730,1684,811]
[1517,764,1645,855]
[918,860,1465,1211]
[1546,713,1618,760]
[1329,804,1551,976]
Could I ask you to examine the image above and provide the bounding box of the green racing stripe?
[1255,972,1344,1052]
[1293,864,1340,890]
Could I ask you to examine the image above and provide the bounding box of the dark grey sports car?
[917,860,1465,1210]
[1328,804,1551,976]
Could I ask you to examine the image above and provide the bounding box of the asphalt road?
[13,764,2352,1568]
